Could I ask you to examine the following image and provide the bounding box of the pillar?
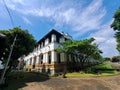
[36,55,39,64]
[27,59,30,65]
[43,53,46,64]
[46,53,49,64]
[51,51,57,63]
[31,57,34,65]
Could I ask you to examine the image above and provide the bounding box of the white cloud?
[71,0,106,37]
[4,0,105,29]
[90,21,119,57]
[22,17,32,25]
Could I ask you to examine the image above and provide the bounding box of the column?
[51,51,57,63]
[46,53,49,64]
[36,55,39,64]
[36,55,39,71]
[27,59,30,65]
[31,57,34,65]
[29,58,32,65]
[43,53,46,64]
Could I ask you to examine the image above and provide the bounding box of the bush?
[84,68,93,73]
[84,63,115,74]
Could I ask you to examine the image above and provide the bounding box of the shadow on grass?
[0,72,50,90]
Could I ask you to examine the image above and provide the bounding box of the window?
[39,54,43,64]
[33,56,36,65]
[48,52,51,64]
[56,36,59,43]
[57,53,61,63]
[49,36,51,43]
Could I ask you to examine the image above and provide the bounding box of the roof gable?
[38,29,63,44]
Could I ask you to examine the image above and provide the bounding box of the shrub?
[84,63,116,74]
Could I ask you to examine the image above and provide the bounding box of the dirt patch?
[21,75,120,90]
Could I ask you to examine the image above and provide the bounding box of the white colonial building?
[24,29,72,74]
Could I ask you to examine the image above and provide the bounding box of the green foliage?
[66,71,118,77]
[0,27,36,68]
[57,38,103,71]
[84,63,117,74]
[111,8,120,31]
[115,32,120,52]
[66,72,97,77]
[93,63,113,69]
[111,8,120,52]
[106,61,120,69]
[84,67,93,73]
[111,56,120,62]
[104,57,111,61]
[57,38,103,61]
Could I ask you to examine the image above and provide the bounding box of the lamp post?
[0,35,17,85]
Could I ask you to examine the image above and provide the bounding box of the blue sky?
[0,0,120,57]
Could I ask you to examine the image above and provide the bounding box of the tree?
[112,56,120,62]
[104,57,111,61]
[0,34,7,62]
[111,8,120,52]
[0,27,36,69]
[57,38,103,71]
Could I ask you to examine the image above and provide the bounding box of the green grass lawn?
[66,63,119,77]
[66,72,98,77]
[66,71,118,77]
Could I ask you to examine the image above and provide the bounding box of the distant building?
[24,29,72,74]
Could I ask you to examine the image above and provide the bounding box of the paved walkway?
[22,74,120,90]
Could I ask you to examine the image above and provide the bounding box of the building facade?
[24,29,72,74]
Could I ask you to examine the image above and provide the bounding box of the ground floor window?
[57,53,61,63]
[39,54,43,64]
[33,56,36,68]
[48,52,51,64]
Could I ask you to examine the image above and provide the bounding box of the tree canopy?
[57,38,103,70]
[111,8,120,31]
[111,8,120,52]
[111,56,120,62]
[58,38,102,60]
[0,27,36,68]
